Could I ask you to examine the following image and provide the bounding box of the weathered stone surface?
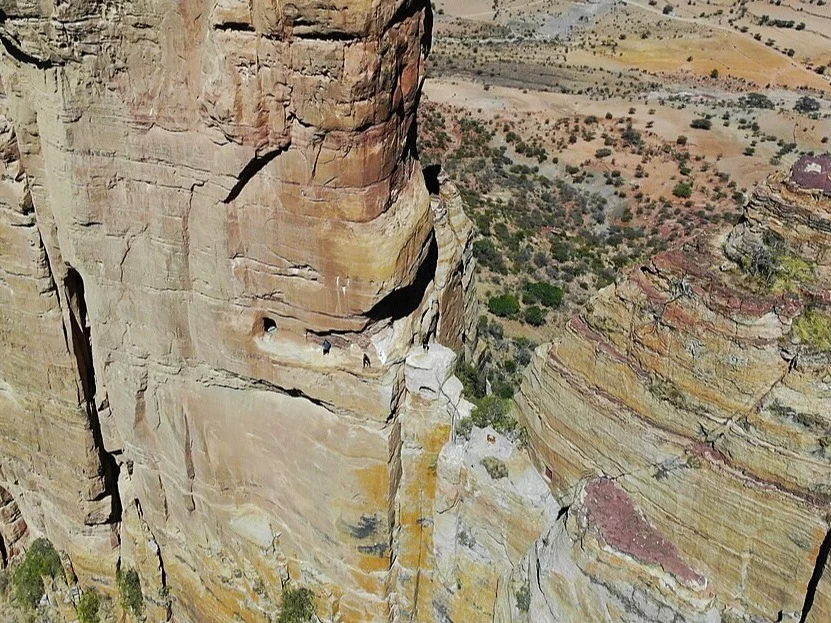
[0,2,480,621]
[516,177,831,622]
[427,427,560,622]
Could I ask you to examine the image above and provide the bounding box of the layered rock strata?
[0,1,478,621]
[515,175,831,622]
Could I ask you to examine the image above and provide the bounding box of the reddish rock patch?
[585,478,705,588]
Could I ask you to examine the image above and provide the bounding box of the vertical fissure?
[0,532,7,568]
[63,266,122,523]
[799,527,831,622]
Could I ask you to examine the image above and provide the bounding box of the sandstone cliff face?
[0,1,479,621]
[515,176,831,622]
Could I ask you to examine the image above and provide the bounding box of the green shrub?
[690,118,712,130]
[551,241,570,262]
[117,567,143,617]
[481,457,508,480]
[672,182,692,199]
[772,256,813,292]
[456,416,474,440]
[794,309,831,351]
[77,588,101,623]
[471,395,517,436]
[278,586,316,623]
[595,148,612,158]
[455,359,487,400]
[524,281,563,308]
[12,538,63,609]
[524,306,545,326]
[516,584,531,612]
[488,294,521,318]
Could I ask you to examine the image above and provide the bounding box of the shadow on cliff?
[367,234,438,323]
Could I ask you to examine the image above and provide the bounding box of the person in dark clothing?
[363,354,371,369]
[322,339,332,355]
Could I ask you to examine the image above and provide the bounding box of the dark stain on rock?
[357,542,388,557]
[349,514,379,540]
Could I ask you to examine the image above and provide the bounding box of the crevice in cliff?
[367,234,437,323]
[212,22,255,33]
[292,29,360,42]
[65,267,96,404]
[0,533,7,567]
[200,366,340,413]
[64,267,122,523]
[223,147,285,203]
[799,526,831,622]
[0,32,58,69]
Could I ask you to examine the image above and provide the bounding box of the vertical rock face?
[0,1,477,621]
[515,176,831,622]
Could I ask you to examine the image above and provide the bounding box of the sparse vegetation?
[515,584,531,613]
[794,309,831,352]
[481,456,509,479]
[117,567,143,617]
[77,588,102,623]
[278,586,316,623]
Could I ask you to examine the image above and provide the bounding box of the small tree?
[12,538,64,609]
[522,282,564,308]
[77,588,102,623]
[690,118,712,130]
[663,4,674,14]
[795,95,820,114]
[710,68,719,79]
[676,135,688,146]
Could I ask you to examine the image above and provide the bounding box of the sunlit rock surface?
[515,176,831,622]
[0,1,479,620]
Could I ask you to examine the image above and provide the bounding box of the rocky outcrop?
[0,1,480,621]
[515,176,831,622]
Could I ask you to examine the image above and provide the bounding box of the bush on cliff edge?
[12,537,64,609]
[278,586,316,623]
[117,566,143,617]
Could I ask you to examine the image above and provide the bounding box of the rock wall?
[0,1,479,621]
[515,178,831,622]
